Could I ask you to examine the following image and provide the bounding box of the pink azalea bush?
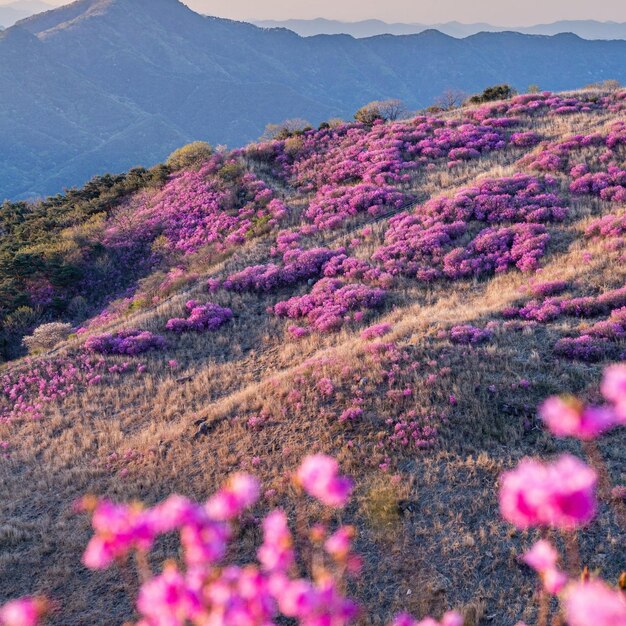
[373,174,563,281]
[448,324,492,345]
[585,212,626,250]
[215,247,392,294]
[84,330,166,355]
[305,184,411,230]
[109,157,288,256]
[248,116,512,193]
[0,353,115,422]
[272,278,387,332]
[165,301,233,333]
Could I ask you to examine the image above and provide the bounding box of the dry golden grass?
[1,94,625,625]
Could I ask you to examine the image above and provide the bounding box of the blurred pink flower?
[563,580,626,626]
[499,454,597,529]
[522,540,567,594]
[296,454,353,508]
[0,598,46,626]
[206,473,260,520]
[539,396,616,439]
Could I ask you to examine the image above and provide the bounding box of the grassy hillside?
[0,89,625,625]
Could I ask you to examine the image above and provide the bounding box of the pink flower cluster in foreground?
[373,174,563,280]
[540,364,626,439]
[0,598,47,626]
[165,300,233,333]
[522,540,567,594]
[295,454,354,507]
[4,359,626,625]
[272,278,386,333]
[499,454,597,529]
[84,330,166,355]
[78,455,365,626]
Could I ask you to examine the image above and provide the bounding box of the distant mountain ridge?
[252,18,626,40]
[3,0,626,200]
[0,0,51,27]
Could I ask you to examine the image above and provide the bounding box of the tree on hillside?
[354,99,408,125]
[166,142,213,171]
[468,84,517,104]
[434,89,467,111]
[261,119,312,141]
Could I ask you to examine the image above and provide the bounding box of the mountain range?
[3,0,626,200]
[252,18,626,40]
[0,0,51,27]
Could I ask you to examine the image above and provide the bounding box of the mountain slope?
[1,88,625,625]
[4,0,626,200]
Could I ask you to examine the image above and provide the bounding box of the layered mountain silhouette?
[253,18,626,40]
[0,0,52,27]
[3,0,626,199]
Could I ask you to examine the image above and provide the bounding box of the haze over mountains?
[3,0,626,200]
[253,18,626,40]
[0,0,51,27]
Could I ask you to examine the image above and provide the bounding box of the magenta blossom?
[0,598,47,626]
[563,580,626,626]
[601,364,626,424]
[258,510,295,573]
[296,454,353,508]
[206,473,260,521]
[539,396,616,440]
[324,526,355,561]
[136,564,202,626]
[499,454,597,529]
[522,540,567,594]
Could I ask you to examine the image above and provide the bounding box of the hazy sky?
[30,0,626,26]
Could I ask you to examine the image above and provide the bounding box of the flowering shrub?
[111,158,288,255]
[570,165,626,203]
[509,131,541,147]
[84,330,166,355]
[585,212,626,249]
[305,184,410,230]
[468,91,611,122]
[373,175,562,281]
[0,353,116,422]
[247,115,512,192]
[360,323,393,340]
[527,280,569,298]
[272,279,387,332]
[165,301,233,333]
[216,247,391,295]
[448,324,492,345]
